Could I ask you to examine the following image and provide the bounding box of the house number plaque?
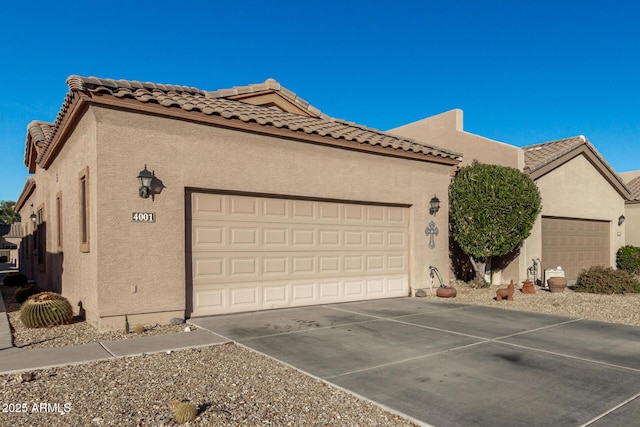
[132,212,156,223]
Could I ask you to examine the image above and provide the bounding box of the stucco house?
[0,222,21,265]
[15,76,461,330]
[392,111,632,283]
[521,136,630,280]
[620,171,640,246]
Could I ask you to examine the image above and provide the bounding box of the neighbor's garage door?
[188,193,409,317]
[541,217,610,280]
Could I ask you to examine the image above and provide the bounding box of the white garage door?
[188,193,409,317]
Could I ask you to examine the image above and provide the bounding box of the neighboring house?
[14,76,461,331]
[522,136,630,280]
[0,222,22,265]
[392,112,632,283]
[620,171,640,246]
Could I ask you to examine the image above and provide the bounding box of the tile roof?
[628,176,640,201]
[523,135,589,173]
[0,223,22,238]
[206,78,327,119]
[523,135,631,199]
[34,76,459,164]
[26,121,55,165]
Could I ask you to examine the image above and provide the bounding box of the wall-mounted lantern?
[429,195,440,216]
[137,165,154,199]
[618,214,626,226]
[30,212,37,224]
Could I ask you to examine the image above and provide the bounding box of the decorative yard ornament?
[424,221,438,249]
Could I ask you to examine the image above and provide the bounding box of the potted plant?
[547,277,568,293]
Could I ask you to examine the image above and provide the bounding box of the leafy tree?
[449,161,542,281]
[0,200,21,224]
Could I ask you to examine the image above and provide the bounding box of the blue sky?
[1,0,639,202]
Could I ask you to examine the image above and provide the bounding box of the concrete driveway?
[190,298,640,427]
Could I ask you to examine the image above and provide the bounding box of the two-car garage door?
[188,192,409,317]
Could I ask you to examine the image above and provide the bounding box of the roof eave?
[14,178,36,213]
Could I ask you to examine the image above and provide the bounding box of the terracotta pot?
[547,277,567,293]
[436,287,457,298]
[521,280,535,294]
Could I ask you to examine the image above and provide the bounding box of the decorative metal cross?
[424,221,439,249]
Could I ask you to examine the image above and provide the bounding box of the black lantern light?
[29,212,37,224]
[429,194,440,215]
[137,165,154,199]
[618,215,626,226]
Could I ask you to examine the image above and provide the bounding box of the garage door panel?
[190,193,409,316]
[193,251,406,283]
[193,223,408,252]
[542,217,610,280]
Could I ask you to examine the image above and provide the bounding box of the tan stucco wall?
[390,109,524,169]
[620,171,640,247]
[391,109,526,284]
[524,154,626,276]
[82,106,454,329]
[625,203,640,246]
[18,113,100,324]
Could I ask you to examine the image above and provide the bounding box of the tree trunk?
[470,257,487,281]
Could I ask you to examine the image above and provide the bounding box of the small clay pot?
[547,277,567,293]
[436,287,457,298]
[521,280,535,294]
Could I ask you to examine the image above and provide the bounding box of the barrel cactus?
[173,401,197,424]
[133,324,146,334]
[19,292,73,328]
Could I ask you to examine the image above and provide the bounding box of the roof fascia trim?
[39,93,89,169]
[15,179,36,212]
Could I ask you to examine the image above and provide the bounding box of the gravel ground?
[2,282,640,426]
[1,286,194,349]
[435,281,640,326]
[1,285,416,426]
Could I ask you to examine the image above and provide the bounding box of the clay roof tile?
[28,76,462,168]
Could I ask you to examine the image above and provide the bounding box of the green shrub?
[15,284,43,303]
[574,265,640,294]
[3,272,28,287]
[617,245,640,276]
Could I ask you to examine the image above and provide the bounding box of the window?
[56,192,63,251]
[79,167,90,252]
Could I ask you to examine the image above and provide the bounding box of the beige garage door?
[541,217,610,280]
[188,193,409,317]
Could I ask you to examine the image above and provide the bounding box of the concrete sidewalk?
[0,263,19,350]
[0,329,229,374]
